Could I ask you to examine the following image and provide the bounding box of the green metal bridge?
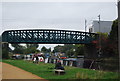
[2,29,98,44]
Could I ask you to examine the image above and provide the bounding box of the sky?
[1,0,118,2]
[0,0,118,50]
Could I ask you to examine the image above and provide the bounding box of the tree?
[93,19,118,58]
[62,44,74,53]
[26,44,39,49]
[109,19,118,41]
[24,44,40,54]
[65,49,75,57]
[41,46,51,53]
[11,44,40,54]
[11,44,25,54]
[48,48,51,53]
[53,44,86,57]
[75,44,85,56]
[98,33,109,57]
[108,19,118,57]
[53,45,64,53]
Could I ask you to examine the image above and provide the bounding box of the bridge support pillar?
[0,42,2,60]
[84,44,97,59]
[2,42,9,59]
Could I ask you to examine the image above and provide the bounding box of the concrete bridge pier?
[2,42,9,59]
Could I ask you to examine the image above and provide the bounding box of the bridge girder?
[2,29,98,44]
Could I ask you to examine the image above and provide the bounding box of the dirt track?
[1,62,47,80]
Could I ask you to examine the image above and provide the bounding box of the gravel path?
[2,62,47,80]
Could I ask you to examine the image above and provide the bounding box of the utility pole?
[85,19,87,42]
[85,19,87,32]
[98,15,101,58]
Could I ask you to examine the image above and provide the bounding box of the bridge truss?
[2,29,98,44]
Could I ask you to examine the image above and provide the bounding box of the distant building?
[89,21,113,33]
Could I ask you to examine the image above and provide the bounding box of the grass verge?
[2,59,119,80]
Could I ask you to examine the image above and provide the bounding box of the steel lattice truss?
[2,29,98,44]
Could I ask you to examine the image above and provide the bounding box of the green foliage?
[24,47,39,54]
[41,46,47,53]
[109,19,118,41]
[75,44,85,56]
[3,60,119,79]
[96,32,108,42]
[53,45,64,53]
[101,19,118,57]
[26,44,39,49]
[63,44,74,52]
[53,44,75,57]
[11,44,40,54]
[62,44,75,57]
[11,44,25,54]
[53,44,85,57]
[93,19,119,71]
[24,44,40,54]
[95,19,118,58]
[41,46,51,53]
[66,49,75,57]
[108,19,118,57]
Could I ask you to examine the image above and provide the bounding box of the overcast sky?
[1,1,118,50]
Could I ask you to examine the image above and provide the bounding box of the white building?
[89,21,113,34]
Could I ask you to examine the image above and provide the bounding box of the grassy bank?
[2,59,119,80]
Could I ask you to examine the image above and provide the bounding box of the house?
[89,21,113,34]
